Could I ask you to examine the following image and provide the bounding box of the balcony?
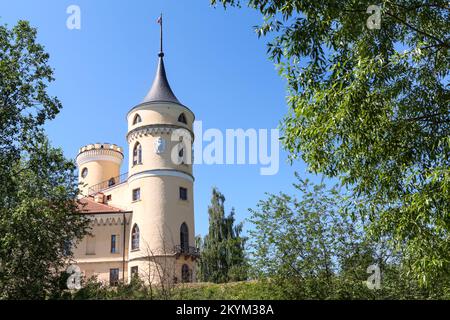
[88,172,128,196]
[174,245,200,259]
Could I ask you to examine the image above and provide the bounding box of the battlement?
[76,143,124,168]
[77,143,123,155]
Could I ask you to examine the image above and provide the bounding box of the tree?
[249,174,448,299]
[0,21,89,299]
[197,188,248,283]
[249,175,366,298]
[212,0,450,286]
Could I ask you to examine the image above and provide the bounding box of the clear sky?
[0,0,322,236]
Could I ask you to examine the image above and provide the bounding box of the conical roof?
[142,52,181,104]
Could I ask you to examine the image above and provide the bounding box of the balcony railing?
[88,172,128,196]
[174,245,200,258]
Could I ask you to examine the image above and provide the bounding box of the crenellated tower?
[76,143,124,197]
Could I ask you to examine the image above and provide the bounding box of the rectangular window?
[131,266,139,278]
[106,194,112,201]
[86,235,95,255]
[109,268,120,286]
[179,187,188,201]
[111,235,117,253]
[63,240,72,257]
[132,188,141,201]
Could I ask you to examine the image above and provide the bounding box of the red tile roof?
[77,197,127,214]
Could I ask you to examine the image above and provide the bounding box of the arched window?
[178,136,185,164]
[108,177,116,187]
[180,223,189,252]
[133,142,142,165]
[178,113,187,124]
[132,224,140,250]
[133,114,142,125]
[181,264,191,283]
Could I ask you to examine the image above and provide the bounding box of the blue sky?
[0,0,322,236]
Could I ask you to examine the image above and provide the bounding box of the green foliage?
[68,277,283,300]
[249,175,368,298]
[71,276,152,300]
[212,0,450,286]
[249,174,450,299]
[172,280,286,300]
[197,188,248,283]
[0,21,89,299]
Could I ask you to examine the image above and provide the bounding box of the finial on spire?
[157,13,163,57]
[141,13,181,105]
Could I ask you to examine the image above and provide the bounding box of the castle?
[72,22,197,285]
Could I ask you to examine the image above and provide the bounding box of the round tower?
[126,20,196,283]
[76,143,124,197]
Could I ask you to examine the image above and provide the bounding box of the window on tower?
[132,224,140,250]
[180,222,189,251]
[181,264,191,283]
[108,177,116,187]
[179,147,184,161]
[133,142,142,165]
[178,113,187,124]
[133,114,142,125]
[132,188,141,202]
[81,167,88,178]
[179,187,188,201]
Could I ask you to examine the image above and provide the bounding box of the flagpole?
[159,13,163,57]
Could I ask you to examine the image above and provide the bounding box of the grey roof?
[142,54,181,104]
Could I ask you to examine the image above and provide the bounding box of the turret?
[76,143,124,196]
[124,14,197,283]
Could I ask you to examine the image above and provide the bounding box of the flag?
[156,15,162,25]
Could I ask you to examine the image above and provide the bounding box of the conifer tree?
[197,188,248,283]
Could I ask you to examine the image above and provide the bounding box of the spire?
[142,14,181,105]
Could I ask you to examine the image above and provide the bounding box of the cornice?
[126,124,194,143]
[127,169,194,183]
[76,151,124,166]
[127,101,195,122]
[87,213,131,226]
